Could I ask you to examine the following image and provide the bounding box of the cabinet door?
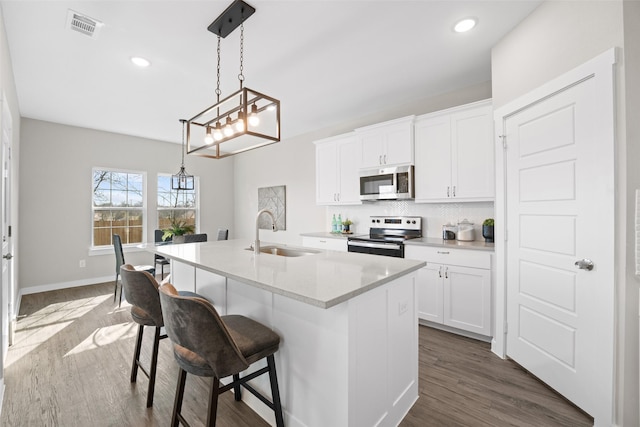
[315,142,338,205]
[302,237,347,252]
[337,136,361,204]
[360,131,385,168]
[443,265,491,336]
[414,114,452,201]
[451,104,494,200]
[416,264,443,323]
[384,123,413,166]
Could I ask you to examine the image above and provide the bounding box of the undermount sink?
[246,245,320,257]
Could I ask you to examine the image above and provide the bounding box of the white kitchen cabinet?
[314,133,361,205]
[414,100,494,202]
[356,116,414,168]
[406,245,492,337]
[302,236,347,252]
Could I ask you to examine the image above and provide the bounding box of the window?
[157,174,198,232]
[92,169,146,247]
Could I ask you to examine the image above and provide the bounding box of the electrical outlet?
[79,259,86,268]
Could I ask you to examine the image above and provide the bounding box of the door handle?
[574,259,594,271]
[2,253,12,260]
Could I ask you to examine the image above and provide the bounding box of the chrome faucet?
[255,208,277,255]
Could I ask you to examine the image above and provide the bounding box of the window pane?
[158,175,171,193]
[128,190,143,207]
[93,190,111,207]
[94,228,112,247]
[158,191,172,208]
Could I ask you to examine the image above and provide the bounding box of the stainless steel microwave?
[359,165,414,201]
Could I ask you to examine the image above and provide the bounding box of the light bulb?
[224,116,234,137]
[248,104,260,127]
[213,122,223,141]
[204,127,214,144]
[235,112,245,132]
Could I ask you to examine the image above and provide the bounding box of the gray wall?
[491,1,637,425]
[232,81,492,243]
[18,119,234,292]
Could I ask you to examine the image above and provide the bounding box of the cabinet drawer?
[302,236,347,252]
[405,246,491,269]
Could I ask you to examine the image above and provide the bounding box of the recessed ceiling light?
[130,56,151,68]
[454,18,477,33]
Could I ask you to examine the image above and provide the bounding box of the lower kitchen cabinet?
[406,246,492,337]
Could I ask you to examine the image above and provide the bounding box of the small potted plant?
[482,218,494,243]
[162,218,195,243]
[341,218,353,233]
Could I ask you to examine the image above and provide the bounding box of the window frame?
[90,167,148,252]
[156,173,200,236]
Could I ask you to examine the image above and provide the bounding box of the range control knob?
[412,220,416,224]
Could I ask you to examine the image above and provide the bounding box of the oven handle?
[348,241,402,251]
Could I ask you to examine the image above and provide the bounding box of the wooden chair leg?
[131,324,144,383]
[232,374,241,401]
[146,326,161,408]
[267,355,285,427]
[172,368,187,427]
[206,377,220,427]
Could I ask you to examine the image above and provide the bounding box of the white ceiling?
[1,0,541,144]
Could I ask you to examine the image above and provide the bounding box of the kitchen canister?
[457,219,475,241]
[442,223,457,240]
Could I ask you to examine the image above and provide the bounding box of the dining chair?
[183,233,208,243]
[216,229,229,241]
[113,234,155,307]
[159,283,285,427]
[154,229,171,279]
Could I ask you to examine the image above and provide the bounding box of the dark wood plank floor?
[1,282,593,426]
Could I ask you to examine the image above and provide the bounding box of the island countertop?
[148,239,425,309]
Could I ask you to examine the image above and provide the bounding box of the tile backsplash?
[327,200,495,239]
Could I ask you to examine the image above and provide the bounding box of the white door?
[414,114,451,200]
[337,135,360,204]
[1,95,13,361]
[315,141,338,205]
[503,55,614,424]
[444,265,491,336]
[416,264,443,323]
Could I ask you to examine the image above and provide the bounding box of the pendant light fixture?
[171,119,195,190]
[186,0,280,159]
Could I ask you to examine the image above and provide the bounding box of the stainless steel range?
[347,216,422,258]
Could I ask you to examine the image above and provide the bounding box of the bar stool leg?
[131,324,144,382]
[206,377,220,427]
[146,326,161,408]
[267,355,285,427]
[172,368,187,427]
[232,374,241,401]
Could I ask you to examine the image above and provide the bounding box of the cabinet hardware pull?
[438,266,442,278]
[319,240,326,243]
[337,193,340,201]
[437,251,450,254]
[447,186,450,197]
[445,267,448,279]
[383,154,387,164]
[379,155,382,165]
[453,186,456,197]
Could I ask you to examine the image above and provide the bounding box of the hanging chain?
[238,22,244,89]
[180,119,186,166]
[216,36,222,100]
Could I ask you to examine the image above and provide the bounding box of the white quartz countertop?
[405,237,494,251]
[147,239,425,309]
[300,231,351,239]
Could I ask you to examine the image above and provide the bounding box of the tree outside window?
[92,169,145,247]
[157,174,198,233]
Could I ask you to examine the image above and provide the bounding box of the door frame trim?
[492,47,617,423]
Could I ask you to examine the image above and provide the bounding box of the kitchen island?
[148,239,425,427]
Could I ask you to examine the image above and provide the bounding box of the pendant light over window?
[171,119,195,190]
[186,0,280,159]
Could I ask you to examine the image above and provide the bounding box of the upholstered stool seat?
[159,283,285,427]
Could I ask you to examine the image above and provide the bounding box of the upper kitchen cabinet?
[356,116,415,168]
[314,133,362,205]
[414,100,494,202]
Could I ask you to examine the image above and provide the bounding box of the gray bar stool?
[120,264,202,408]
[159,283,285,427]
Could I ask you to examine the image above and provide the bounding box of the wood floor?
[1,282,593,426]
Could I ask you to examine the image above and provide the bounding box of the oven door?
[347,239,404,258]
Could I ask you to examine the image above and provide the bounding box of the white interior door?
[503,54,615,425]
[1,95,13,362]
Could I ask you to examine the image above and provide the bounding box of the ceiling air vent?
[66,10,102,39]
